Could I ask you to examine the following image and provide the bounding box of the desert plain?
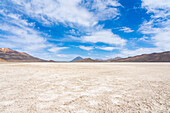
[0,63,170,113]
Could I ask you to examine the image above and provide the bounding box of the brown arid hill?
[74,58,99,62]
[0,48,45,62]
[0,58,6,62]
[105,57,122,62]
[113,51,170,62]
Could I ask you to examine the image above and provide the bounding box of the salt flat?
[0,63,170,113]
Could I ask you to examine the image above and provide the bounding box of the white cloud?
[4,0,123,44]
[96,47,119,51]
[141,0,170,15]
[0,22,48,52]
[138,20,161,34]
[6,0,123,50]
[87,0,121,20]
[69,29,78,35]
[48,47,69,53]
[9,0,121,27]
[119,27,134,33]
[151,30,170,51]
[139,0,170,51]
[0,10,60,60]
[0,10,35,27]
[10,0,97,27]
[139,36,150,42]
[82,29,126,46]
[79,46,93,51]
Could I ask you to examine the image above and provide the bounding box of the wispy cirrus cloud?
[4,0,125,48]
[10,0,96,26]
[141,0,170,15]
[139,0,170,51]
[0,11,49,52]
[0,9,67,60]
[9,0,121,27]
[81,0,121,21]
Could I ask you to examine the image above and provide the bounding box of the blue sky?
[0,0,170,61]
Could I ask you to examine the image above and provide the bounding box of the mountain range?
[0,48,170,62]
[73,58,99,62]
[72,51,170,62]
[113,51,170,62]
[0,48,45,62]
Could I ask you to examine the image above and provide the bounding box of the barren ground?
[0,63,170,113]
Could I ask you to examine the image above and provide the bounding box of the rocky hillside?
[0,48,45,62]
[113,51,170,62]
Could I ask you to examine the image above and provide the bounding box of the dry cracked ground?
[0,63,170,113]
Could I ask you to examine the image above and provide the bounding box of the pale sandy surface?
[0,63,170,113]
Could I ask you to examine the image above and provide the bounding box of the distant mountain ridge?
[74,57,122,62]
[0,48,45,62]
[71,56,83,61]
[72,51,170,62]
[1,48,170,62]
[113,51,170,62]
[74,58,98,62]
[103,57,122,62]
